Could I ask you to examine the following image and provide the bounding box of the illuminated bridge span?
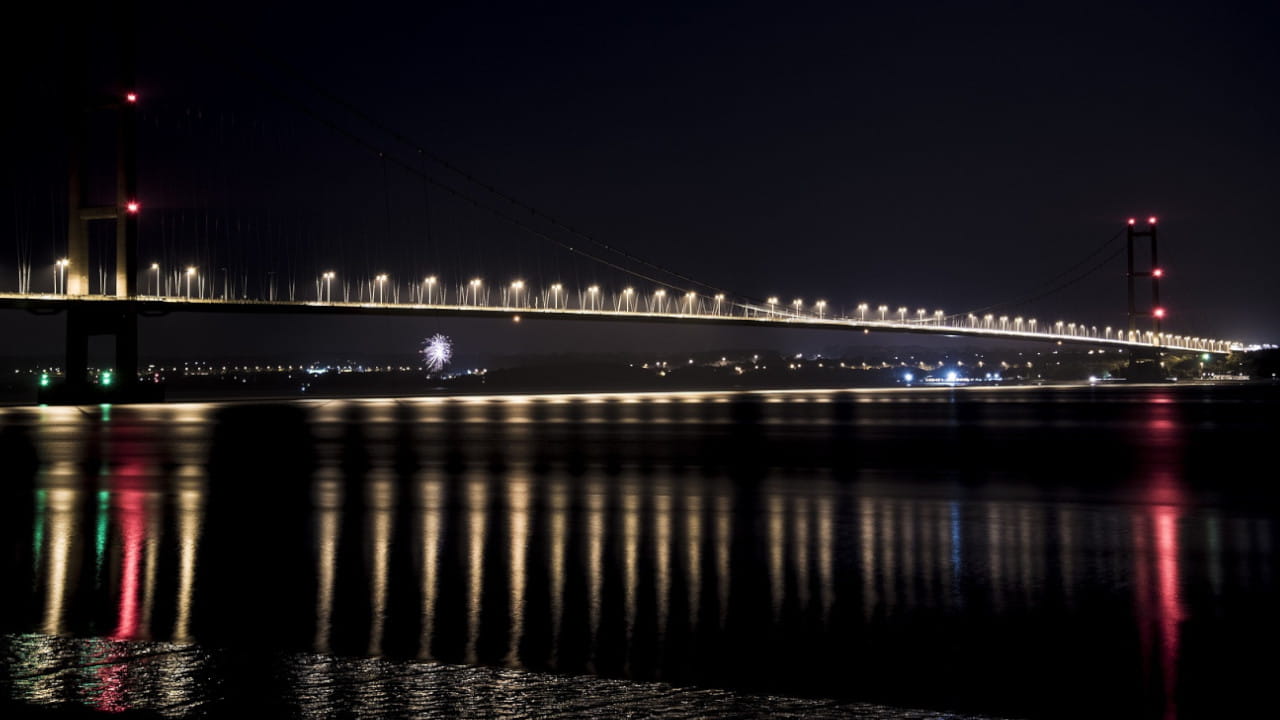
[6,13,1260,401]
[0,291,1241,355]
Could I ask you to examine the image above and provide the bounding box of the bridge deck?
[0,293,1236,355]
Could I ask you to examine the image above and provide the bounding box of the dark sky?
[3,0,1277,363]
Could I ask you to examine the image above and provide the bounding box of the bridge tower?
[48,2,151,402]
[1125,216,1166,378]
[65,5,139,298]
[1126,217,1163,340]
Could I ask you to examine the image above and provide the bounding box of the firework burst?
[422,333,453,373]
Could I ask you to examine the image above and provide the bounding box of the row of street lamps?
[34,261,1232,352]
[306,274,737,316]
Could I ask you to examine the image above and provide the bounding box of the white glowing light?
[422,334,453,373]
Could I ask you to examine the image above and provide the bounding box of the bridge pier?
[1123,346,1168,382]
[39,304,160,404]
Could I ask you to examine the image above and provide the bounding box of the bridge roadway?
[0,293,1237,355]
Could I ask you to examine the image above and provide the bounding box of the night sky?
[3,0,1277,364]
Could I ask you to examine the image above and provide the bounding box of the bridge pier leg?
[64,308,91,393]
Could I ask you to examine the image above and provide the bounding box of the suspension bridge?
[0,11,1254,402]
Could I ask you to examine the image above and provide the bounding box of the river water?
[1,384,1276,718]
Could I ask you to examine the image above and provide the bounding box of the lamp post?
[654,289,667,313]
[150,263,160,296]
[424,276,437,304]
[55,259,70,294]
[322,271,335,302]
[857,303,867,321]
[817,300,827,319]
[714,293,724,316]
[878,304,888,321]
[767,296,778,317]
[185,267,196,299]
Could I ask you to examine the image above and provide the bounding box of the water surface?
[1,384,1277,718]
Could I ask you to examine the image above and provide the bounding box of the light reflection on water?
[1,385,1278,719]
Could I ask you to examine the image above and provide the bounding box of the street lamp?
[934,309,944,326]
[587,285,600,310]
[54,258,70,294]
[714,293,725,316]
[423,275,438,304]
[322,271,335,302]
[623,287,636,312]
[878,305,888,321]
[550,282,563,309]
[185,266,196,299]
[468,278,482,305]
[150,263,160,296]
[767,296,778,316]
[857,303,867,321]
[653,288,667,313]
[916,308,926,323]
[817,300,827,319]
[792,298,803,316]
[898,306,907,323]
[510,279,525,307]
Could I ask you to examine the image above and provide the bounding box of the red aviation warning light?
[125,92,138,103]
[1153,307,1166,319]
[1148,216,1158,224]
[1128,218,1136,225]
[126,201,140,214]
[1152,268,1164,278]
